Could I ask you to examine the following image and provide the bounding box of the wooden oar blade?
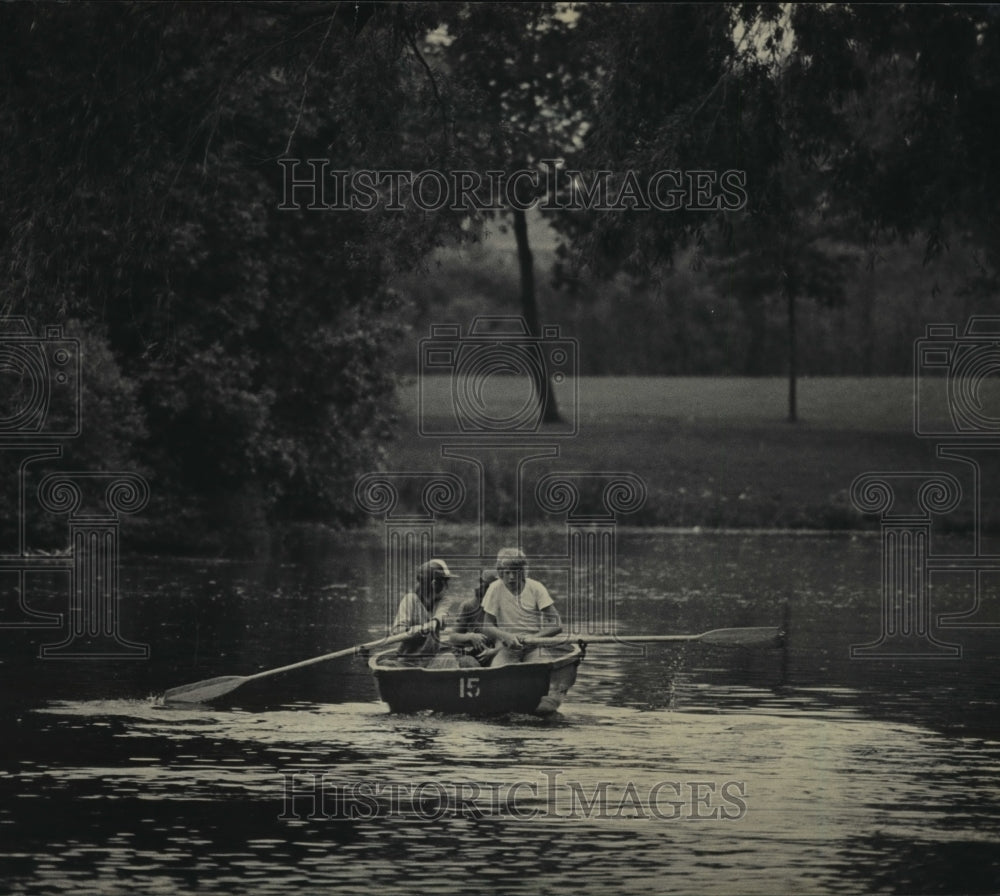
[163,675,249,705]
[697,626,783,647]
[160,626,426,706]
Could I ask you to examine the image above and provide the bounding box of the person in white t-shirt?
[481,547,562,667]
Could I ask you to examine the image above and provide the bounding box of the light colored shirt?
[481,577,554,636]
[391,592,456,655]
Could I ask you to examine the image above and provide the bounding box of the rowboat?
[162,626,780,708]
[368,641,586,715]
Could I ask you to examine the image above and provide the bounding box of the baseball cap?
[417,559,455,581]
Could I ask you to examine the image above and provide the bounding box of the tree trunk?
[786,283,798,423]
[738,293,768,376]
[861,272,875,376]
[511,207,561,424]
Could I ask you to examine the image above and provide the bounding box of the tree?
[549,4,998,421]
[549,4,816,415]
[696,13,856,421]
[744,4,1000,415]
[784,4,1000,264]
[0,2,465,549]
[430,2,606,424]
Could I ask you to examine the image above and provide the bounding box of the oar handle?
[522,627,783,648]
[243,623,432,682]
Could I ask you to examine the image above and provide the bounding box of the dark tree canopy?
[2,2,997,547]
[546,3,1000,417]
[560,3,1000,274]
[0,1,464,547]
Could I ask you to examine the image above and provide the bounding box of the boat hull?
[369,643,584,715]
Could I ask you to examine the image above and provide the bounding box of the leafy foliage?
[3,2,998,548]
[0,2,465,549]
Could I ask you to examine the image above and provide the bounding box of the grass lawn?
[385,377,961,530]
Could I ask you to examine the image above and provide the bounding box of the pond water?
[1,530,999,895]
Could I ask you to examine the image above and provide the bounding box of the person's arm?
[536,604,562,638]
[431,594,464,635]
[483,611,522,650]
[444,601,489,651]
[529,581,561,637]
[443,628,488,650]
[392,594,437,646]
[391,594,416,635]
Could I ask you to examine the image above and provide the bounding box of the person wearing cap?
[391,559,483,668]
[391,559,456,659]
[481,547,562,667]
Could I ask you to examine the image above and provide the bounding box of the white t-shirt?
[482,577,554,636]
[391,592,455,632]
[391,592,457,655]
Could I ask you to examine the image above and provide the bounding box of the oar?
[524,626,783,649]
[162,625,428,705]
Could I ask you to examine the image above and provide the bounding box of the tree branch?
[404,23,451,161]
[284,7,339,155]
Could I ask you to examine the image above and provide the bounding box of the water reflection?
[5,691,1000,895]
[2,532,999,895]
